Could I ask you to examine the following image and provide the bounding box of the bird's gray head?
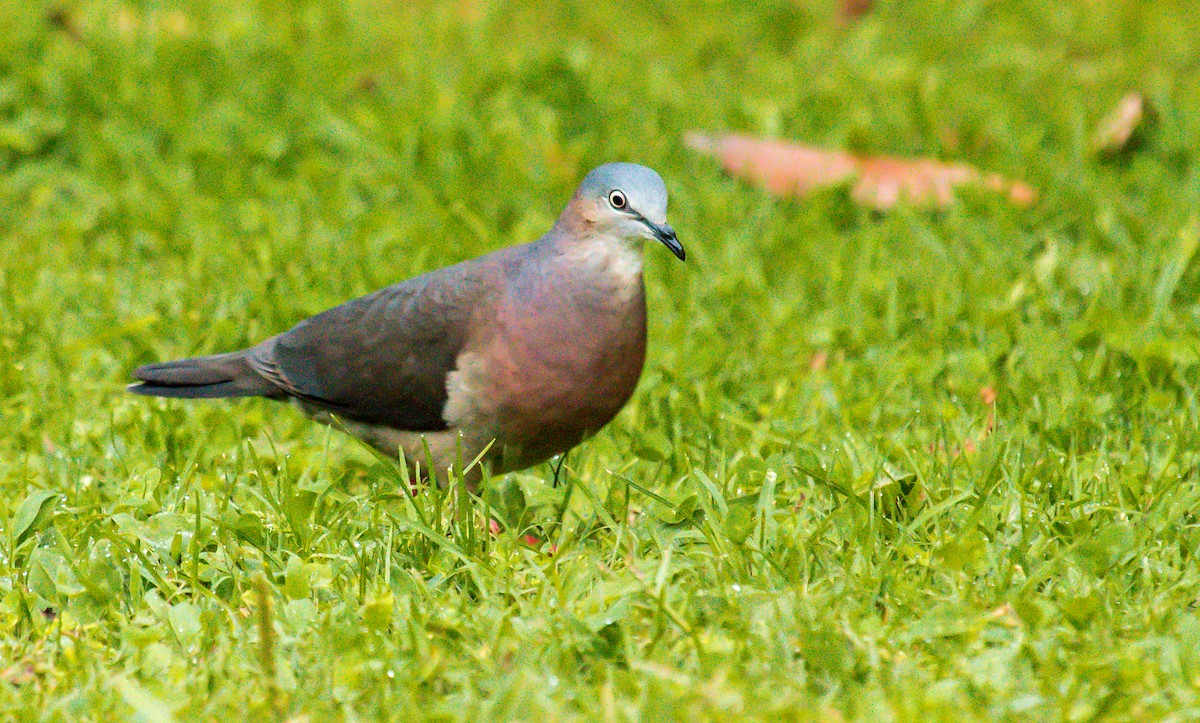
[561,163,685,261]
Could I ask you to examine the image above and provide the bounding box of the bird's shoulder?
[284,244,527,345]
[242,242,534,431]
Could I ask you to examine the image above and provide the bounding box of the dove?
[129,163,684,486]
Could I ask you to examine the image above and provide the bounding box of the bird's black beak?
[648,221,685,261]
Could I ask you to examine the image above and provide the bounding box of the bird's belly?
[495,363,640,469]
[290,401,495,488]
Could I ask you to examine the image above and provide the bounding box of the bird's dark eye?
[608,190,627,210]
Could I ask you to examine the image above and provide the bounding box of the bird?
[129,163,684,487]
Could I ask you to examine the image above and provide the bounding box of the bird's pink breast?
[483,287,648,466]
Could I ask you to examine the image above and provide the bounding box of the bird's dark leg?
[550,452,569,488]
[552,452,575,539]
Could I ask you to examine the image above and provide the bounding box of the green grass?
[3,0,1200,719]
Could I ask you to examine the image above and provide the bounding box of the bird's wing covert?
[248,263,498,432]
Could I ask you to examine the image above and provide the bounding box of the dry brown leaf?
[686,133,856,195]
[46,8,82,42]
[808,350,828,372]
[837,0,873,25]
[979,386,997,406]
[1092,92,1147,155]
[686,132,1036,210]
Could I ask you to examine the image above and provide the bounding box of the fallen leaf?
[0,664,37,686]
[853,155,979,208]
[686,133,856,195]
[837,0,873,25]
[356,74,380,93]
[808,350,828,372]
[45,7,82,42]
[1092,92,1148,155]
[979,386,997,405]
[685,132,1036,210]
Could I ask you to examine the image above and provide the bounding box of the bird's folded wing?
[247,265,497,432]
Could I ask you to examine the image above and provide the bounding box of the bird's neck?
[546,200,645,290]
[569,233,644,289]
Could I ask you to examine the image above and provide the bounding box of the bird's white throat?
[576,234,644,290]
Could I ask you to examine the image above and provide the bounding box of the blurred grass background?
[3,0,1200,719]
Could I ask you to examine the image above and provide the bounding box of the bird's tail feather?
[128,351,281,399]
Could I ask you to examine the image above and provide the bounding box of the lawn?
[3,0,1200,719]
